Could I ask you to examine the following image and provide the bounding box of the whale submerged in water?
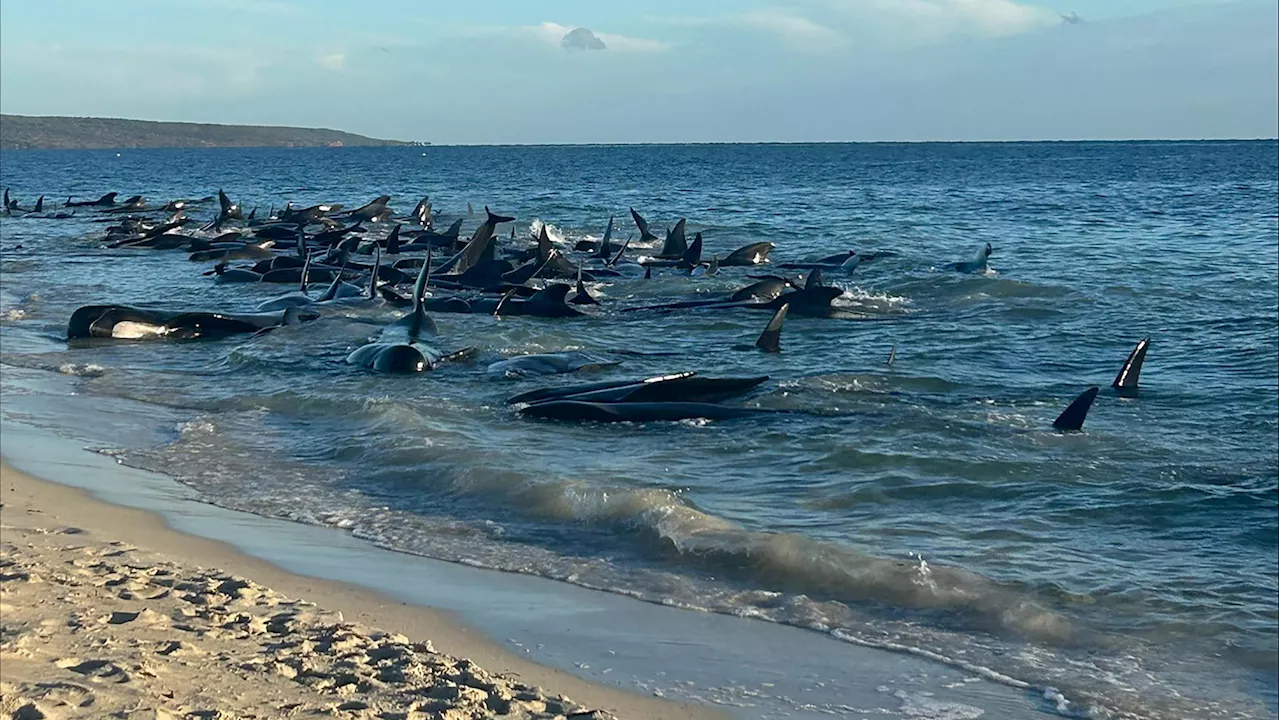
[487,351,619,378]
[345,251,472,373]
[67,305,317,341]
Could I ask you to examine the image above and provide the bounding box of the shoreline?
[0,459,718,720]
[0,369,1062,720]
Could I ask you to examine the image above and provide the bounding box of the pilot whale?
[345,253,471,373]
[67,305,317,341]
[519,400,782,423]
[506,373,768,406]
[953,243,993,273]
[1111,338,1150,396]
[487,352,619,378]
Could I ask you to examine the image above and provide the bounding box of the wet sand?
[0,461,719,720]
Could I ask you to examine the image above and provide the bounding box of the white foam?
[57,363,106,377]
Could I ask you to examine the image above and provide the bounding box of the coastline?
[0,381,1060,720]
[0,459,717,720]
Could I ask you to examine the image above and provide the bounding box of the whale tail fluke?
[485,206,516,225]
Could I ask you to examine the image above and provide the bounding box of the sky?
[0,0,1275,144]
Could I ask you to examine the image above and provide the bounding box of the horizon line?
[2,138,1276,152]
[2,114,1274,147]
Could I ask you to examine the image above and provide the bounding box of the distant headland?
[0,115,418,150]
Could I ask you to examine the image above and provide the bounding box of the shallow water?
[1,141,1276,719]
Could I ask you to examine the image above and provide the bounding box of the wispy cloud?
[317,52,345,70]
[595,31,669,53]
[841,0,1060,38]
[652,0,1059,53]
[733,10,845,49]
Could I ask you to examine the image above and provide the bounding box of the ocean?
[1,141,1276,719]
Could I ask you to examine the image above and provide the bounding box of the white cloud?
[318,52,345,70]
[530,21,572,46]
[595,31,669,53]
[866,0,1058,36]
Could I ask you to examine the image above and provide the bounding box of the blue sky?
[0,0,1275,143]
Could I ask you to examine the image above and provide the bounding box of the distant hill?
[0,115,414,150]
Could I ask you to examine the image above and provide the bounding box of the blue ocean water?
[0,141,1276,719]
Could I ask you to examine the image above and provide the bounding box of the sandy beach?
[0,462,720,720]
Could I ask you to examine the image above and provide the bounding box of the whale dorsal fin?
[756,304,788,353]
[589,215,616,259]
[1053,387,1100,431]
[661,218,687,257]
[602,215,614,245]
[629,208,652,240]
[494,288,518,316]
[887,344,897,366]
[318,257,349,302]
[804,267,823,290]
[573,263,599,305]
[537,224,554,262]
[682,232,703,268]
[299,249,314,294]
[412,246,432,314]
[386,223,401,254]
[1112,337,1150,390]
[608,235,631,267]
[368,244,381,299]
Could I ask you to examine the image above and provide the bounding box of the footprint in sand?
[53,658,130,684]
[155,639,203,657]
[25,680,96,710]
[98,609,168,627]
[117,585,171,601]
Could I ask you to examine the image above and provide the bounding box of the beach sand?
[0,462,721,720]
